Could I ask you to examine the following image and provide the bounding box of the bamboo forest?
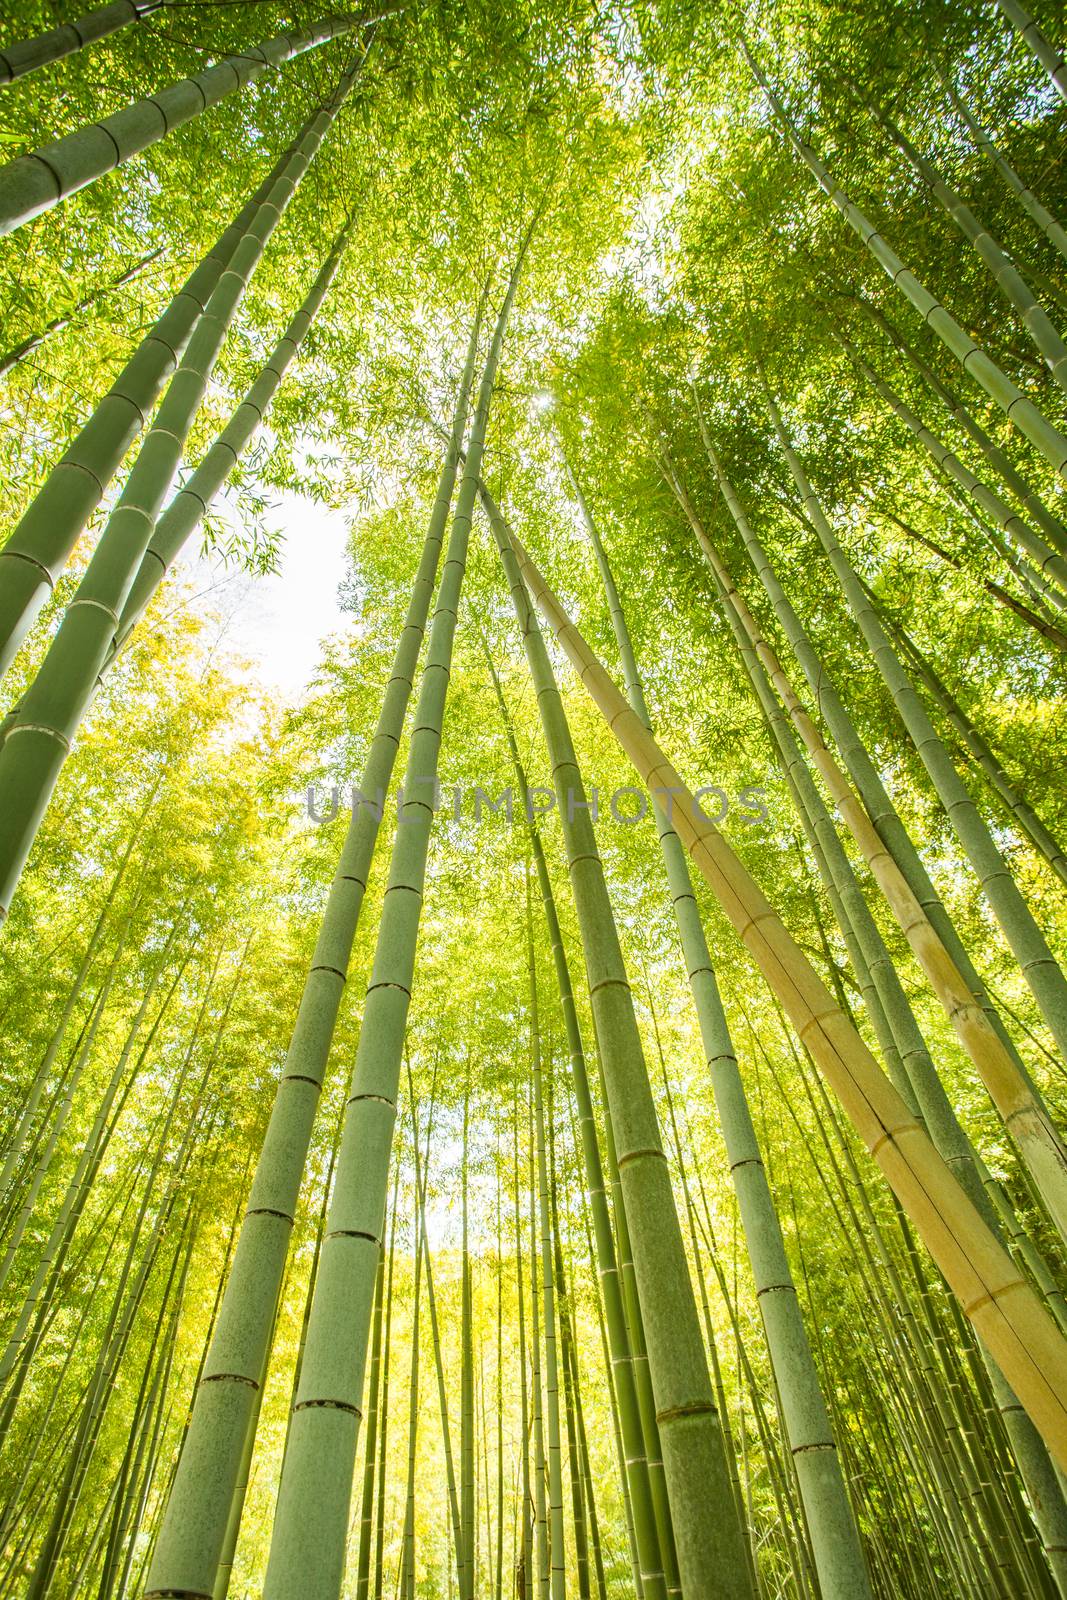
[7,0,1067,1595]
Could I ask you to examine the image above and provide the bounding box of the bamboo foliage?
[2,4,1067,1594]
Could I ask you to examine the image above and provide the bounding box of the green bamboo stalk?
[872,588,1067,888]
[855,295,1067,559]
[527,887,566,1600]
[261,240,528,1600]
[503,523,1067,1480]
[765,388,1067,1070]
[742,38,1067,483]
[461,1085,476,1600]
[410,1070,463,1582]
[0,0,162,84]
[0,120,358,922]
[839,335,1067,591]
[569,1125,639,1596]
[564,447,873,1599]
[0,10,366,235]
[871,97,1067,394]
[483,631,666,1599]
[0,125,303,678]
[140,294,485,1600]
[514,1097,534,1600]
[354,1244,385,1599]
[483,491,754,1598]
[547,1093,590,1600]
[995,0,1067,102]
[945,76,1067,263]
[399,1101,423,1600]
[111,211,358,656]
[374,1168,399,1600]
[528,1091,549,1600]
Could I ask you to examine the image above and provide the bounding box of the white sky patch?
[185,488,352,703]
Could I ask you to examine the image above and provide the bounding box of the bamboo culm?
[0,124,305,678]
[484,489,755,1598]
[564,446,874,1600]
[260,239,529,1600]
[0,103,359,922]
[483,613,672,1600]
[0,10,365,235]
[0,0,163,85]
[743,38,1067,484]
[503,518,1067,1476]
[139,296,488,1600]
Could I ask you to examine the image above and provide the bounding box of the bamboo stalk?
[503,518,1067,1475]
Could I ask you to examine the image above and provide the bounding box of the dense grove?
[0,0,1065,1595]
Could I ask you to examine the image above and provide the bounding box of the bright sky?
[186,488,352,703]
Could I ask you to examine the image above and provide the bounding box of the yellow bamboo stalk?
[662,452,1067,1248]
[503,519,1067,1473]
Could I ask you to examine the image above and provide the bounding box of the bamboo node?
[292,1396,363,1418]
[616,1145,667,1171]
[655,1399,716,1424]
